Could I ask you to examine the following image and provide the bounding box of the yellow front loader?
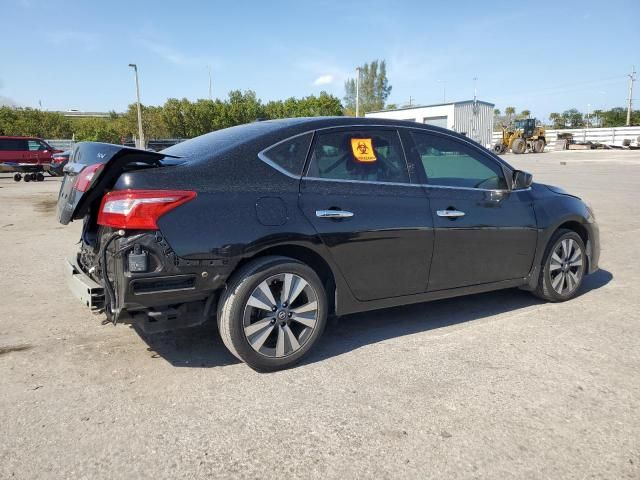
[493,119,546,154]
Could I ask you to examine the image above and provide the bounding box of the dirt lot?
[1,150,638,479]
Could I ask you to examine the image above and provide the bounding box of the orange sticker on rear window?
[350,138,377,162]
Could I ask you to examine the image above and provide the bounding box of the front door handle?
[316,209,354,219]
[436,209,465,218]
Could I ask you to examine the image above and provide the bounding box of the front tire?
[533,229,586,302]
[218,256,328,372]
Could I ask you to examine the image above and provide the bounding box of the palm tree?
[505,106,516,122]
[521,109,531,119]
[493,108,501,116]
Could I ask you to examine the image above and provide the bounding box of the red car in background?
[0,136,63,181]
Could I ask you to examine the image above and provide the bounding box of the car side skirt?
[334,277,529,316]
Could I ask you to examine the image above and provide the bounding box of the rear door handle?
[437,209,465,218]
[316,209,354,219]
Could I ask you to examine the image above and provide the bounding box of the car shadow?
[133,269,613,369]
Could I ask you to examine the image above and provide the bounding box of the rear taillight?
[97,189,197,230]
[75,163,104,192]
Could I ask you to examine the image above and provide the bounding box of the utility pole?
[626,66,636,126]
[473,76,478,102]
[355,67,361,117]
[128,64,145,149]
[208,66,212,101]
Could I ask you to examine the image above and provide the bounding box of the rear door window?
[410,132,507,190]
[0,139,28,151]
[306,128,410,184]
[260,132,313,176]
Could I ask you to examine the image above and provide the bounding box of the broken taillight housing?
[97,189,197,230]
[75,163,104,192]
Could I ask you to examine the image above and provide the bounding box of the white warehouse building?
[365,100,495,147]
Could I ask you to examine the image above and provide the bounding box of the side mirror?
[512,170,533,190]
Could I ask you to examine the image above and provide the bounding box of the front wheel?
[533,229,586,302]
[218,256,328,372]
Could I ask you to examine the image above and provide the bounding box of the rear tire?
[23,174,31,182]
[217,256,328,372]
[36,172,45,182]
[533,139,545,153]
[13,173,22,182]
[533,229,586,302]
[511,138,526,154]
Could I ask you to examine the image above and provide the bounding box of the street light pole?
[128,63,145,149]
[355,67,361,117]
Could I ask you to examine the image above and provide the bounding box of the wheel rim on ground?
[549,238,585,295]
[242,273,319,358]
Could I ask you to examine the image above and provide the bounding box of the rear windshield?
[161,121,285,159]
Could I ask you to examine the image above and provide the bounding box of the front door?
[406,130,538,291]
[299,127,434,301]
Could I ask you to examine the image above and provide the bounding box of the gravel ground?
[0,149,638,479]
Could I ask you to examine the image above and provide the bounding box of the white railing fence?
[491,126,640,149]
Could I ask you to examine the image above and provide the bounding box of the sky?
[1,0,639,121]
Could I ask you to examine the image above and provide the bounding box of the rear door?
[299,127,434,301]
[406,130,538,291]
[0,139,28,163]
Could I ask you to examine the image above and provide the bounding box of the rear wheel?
[533,139,545,153]
[511,138,526,154]
[218,256,327,372]
[36,172,45,182]
[533,229,586,302]
[23,174,31,182]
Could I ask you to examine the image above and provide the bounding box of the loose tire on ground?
[532,229,586,302]
[217,256,328,372]
[511,138,526,154]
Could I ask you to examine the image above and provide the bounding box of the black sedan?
[57,117,599,371]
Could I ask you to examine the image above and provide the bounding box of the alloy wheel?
[242,273,319,358]
[549,238,584,295]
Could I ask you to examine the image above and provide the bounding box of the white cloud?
[313,74,335,86]
[45,31,100,51]
[139,38,219,68]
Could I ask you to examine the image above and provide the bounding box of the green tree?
[561,108,584,128]
[520,109,531,119]
[493,108,501,116]
[549,112,565,129]
[344,60,392,115]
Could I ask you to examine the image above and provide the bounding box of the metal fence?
[491,126,640,149]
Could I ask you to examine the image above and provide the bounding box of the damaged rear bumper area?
[66,231,233,333]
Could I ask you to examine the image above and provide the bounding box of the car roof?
[161,116,456,159]
[0,136,45,140]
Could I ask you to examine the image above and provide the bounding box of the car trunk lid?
[57,142,182,225]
